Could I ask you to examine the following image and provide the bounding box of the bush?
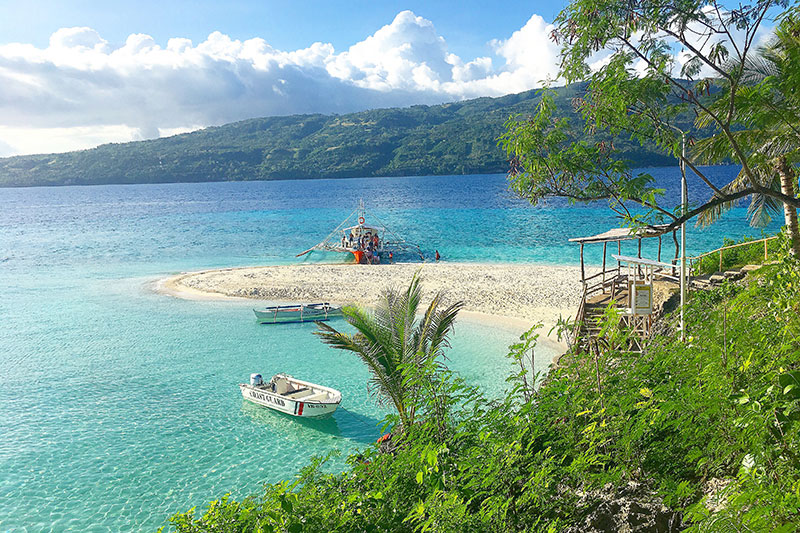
[693,231,782,275]
[162,255,800,532]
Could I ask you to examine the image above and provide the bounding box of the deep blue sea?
[0,168,780,532]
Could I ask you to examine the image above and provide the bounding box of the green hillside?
[0,84,678,188]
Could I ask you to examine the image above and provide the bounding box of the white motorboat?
[253,303,342,324]
[239,373,341,417]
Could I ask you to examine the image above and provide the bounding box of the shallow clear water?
[0,169,780,532]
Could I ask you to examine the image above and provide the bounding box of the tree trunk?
[777,156,800,256]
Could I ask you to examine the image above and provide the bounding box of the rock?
[701,478,733,513]
[564,482,682,533]
[739,264,762,272]
[723,270,745,281]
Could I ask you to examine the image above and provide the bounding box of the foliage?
[693,10,800,240]
[162,255,800,532]
[0,85,682,188]
[503,0,799,235]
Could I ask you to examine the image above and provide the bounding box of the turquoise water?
[0,169,780,531]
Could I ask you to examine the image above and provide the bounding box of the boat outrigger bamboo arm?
[295,247,316,257]
[297,205,361,257]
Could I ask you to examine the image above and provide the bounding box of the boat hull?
[239,383,340,417]
[253,303,342,324]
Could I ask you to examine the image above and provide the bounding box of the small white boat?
[253,302,342,324]
[239,373,341,417]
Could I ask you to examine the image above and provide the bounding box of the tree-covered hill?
[0,84,678,188]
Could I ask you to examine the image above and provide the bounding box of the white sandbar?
[158,262,589,345]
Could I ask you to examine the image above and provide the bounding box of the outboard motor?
[250,373,263,386]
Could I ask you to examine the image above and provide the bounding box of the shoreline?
[156,262,593,356]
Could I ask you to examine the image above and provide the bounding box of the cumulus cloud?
[0,10,567,156]
[668,7,774,80]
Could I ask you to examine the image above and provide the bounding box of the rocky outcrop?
[564,482,683,533]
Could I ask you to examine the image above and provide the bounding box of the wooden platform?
[585,289,629,308]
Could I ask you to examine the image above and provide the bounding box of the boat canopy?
[343,224,382,233]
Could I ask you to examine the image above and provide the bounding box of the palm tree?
[694,14,800,256]
[315,275,463,429]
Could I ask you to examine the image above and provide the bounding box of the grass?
[693,233,782,275]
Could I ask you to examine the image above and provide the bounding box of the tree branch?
[684,159,724,197]
[660,187,758,231]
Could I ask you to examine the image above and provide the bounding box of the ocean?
[0,168,780,531]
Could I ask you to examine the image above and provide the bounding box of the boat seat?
[273,379,290,395]
[285,388,313,399]
[302,392,329,402]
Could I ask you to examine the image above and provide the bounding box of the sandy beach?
[159,262,592,341]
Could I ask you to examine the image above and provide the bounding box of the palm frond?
[695,162,787,228]
[421,298,464,361]
[315,320,407,414]
[696,168,752,227]
[314,275,464,428]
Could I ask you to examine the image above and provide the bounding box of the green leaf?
[729,392,750,404]
[779,371,800,399]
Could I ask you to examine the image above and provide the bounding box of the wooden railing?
[688,235,778,274]
[572,262,680,348]
[572,271,628,346]
[571,285,588,348]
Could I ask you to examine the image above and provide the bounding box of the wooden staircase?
[572,263,765,353]
[571,274,639,352]
[580,287,629,338]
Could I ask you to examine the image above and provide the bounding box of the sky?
[0,1,773,157]
[0,1,578,156]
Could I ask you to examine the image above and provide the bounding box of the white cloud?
[490,15,562,87]
[0,11,569,156]
[0,124,145,156]
[327,11,453,92]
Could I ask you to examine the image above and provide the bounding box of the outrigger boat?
[240,373,341,417]
[253,303,342,324]
[296,199,424,264]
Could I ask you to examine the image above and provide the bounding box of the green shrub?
[693,231,783,275]
[162,254,800,532]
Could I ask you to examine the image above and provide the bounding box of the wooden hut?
[569,225,680,352]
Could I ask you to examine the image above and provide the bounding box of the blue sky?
[0,1,573,156]
[0,1,565,60]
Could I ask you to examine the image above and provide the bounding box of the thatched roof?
[569,224,673,244]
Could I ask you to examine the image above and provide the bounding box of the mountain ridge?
[0,84,679,188]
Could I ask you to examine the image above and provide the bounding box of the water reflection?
[240,401,383,445]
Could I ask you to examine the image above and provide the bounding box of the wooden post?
[602,242,607,293]
[580,243,585,285]
[673,230,679,276]
[764,239,768,262]
[673,230,679,260]
[637,238,643,277]
[618,241,622,276]
[719,249,723,272]
[657,236,662,262]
